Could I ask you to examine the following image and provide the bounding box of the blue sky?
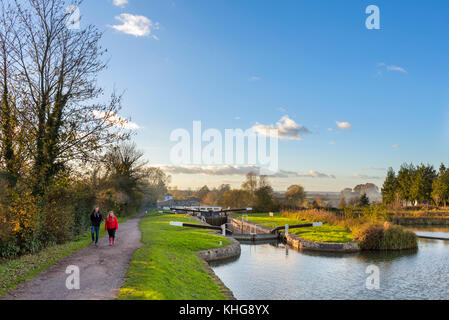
[81,0,449,191]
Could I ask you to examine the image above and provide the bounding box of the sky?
[80,0,449,192]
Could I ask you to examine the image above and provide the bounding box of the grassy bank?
[282,210,418,250]
[119,213,231,300]
[0,215,132,298]
[231,212,353,243]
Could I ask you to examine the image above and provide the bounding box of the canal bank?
[119,213,239,300]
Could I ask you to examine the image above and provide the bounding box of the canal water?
[210,227,449,299]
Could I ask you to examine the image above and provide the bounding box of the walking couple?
[90,207,119,246]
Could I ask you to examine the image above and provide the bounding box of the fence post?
[285,224,289,236]
[222,224,226,236]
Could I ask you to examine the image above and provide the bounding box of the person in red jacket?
[105,211,119,246]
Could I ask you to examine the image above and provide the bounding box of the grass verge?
[231,212,353,243]
[281,210,417,250]
[0,215,131,298]
[119,213,231,300]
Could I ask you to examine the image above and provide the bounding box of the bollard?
[285,224,289,236]
[222,224,226,236]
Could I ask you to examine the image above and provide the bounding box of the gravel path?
[3,216,142,300]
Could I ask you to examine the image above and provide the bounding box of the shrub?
[353,222,417,250]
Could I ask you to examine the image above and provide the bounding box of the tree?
[141,167,170,207]
[258,175,270,189]
[311,196,323,209]
[397,163,415,205]
[410,164,436,205]
[102,143,149,215]
[339,194,347,209]
[242,172,258,195]
[382,167,397,205]
[0,5,22,187]
[218,190,251,208]
[285,185,305,208]
[358,193,370,207]
[195,185,210,200]
[431,164,449,207]
[254,185,277,212]
[3,0,130,195]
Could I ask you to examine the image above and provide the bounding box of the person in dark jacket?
[90,207,103,246]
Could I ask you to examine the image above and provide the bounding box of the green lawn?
[0,216,131,298]
[119,213,231,300]
[231,212,353,243]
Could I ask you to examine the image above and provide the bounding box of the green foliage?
[253,186,278,212]
[410,164,436,204]
[358,193,370,207]
[344,205,355,219]
[362,203,388,222]
[284,185,306,209]
[381,163,443,207]
[218,190,252,208]
[382,167,398,205]
[431,164,449,206]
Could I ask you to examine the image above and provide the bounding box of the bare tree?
[1,0,131,194]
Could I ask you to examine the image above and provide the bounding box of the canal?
[210,226,449,299]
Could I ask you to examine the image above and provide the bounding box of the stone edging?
[197,236,242,262]
[283,233,360,252]
[196,237,241,301]
[188,215,240,300]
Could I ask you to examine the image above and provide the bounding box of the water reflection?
[211,227,449,300]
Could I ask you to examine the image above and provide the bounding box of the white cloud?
[272,170,336,179]
[336,121,352,130]
[376,62,408,76]
[157,165,335,179]
[113,0,128,7]
[111,13,159,38]
[299,170,336,179]
[329,141,335,145]
[159,165,262,176]
[392,144,399,149]
[252,115,311,141]
[235,116,241,120]
[387,65,408,73]
[277,107,287,113]
[363,166,386,171]
[92,110,140,130]
[354,173,383,180]
[249,76,261,81]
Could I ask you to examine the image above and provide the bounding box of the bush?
[353,222,417,250]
